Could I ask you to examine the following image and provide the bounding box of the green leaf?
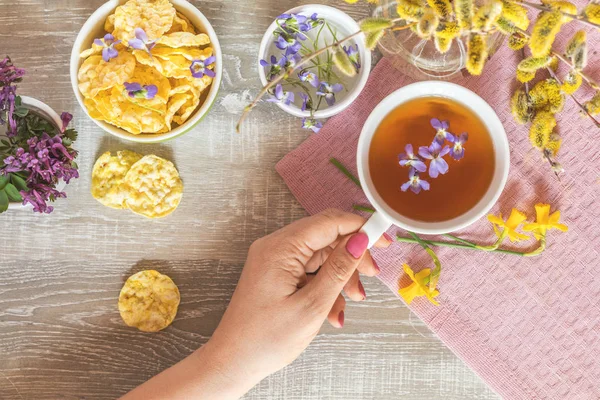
[10,173,29,192]
[0,190,8,214]
[0,175,9,190]
[14,107,29,118]
[4,183,22,202]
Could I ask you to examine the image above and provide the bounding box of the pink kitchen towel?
[275,25,600,400]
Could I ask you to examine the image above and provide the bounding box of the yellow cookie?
[123,155,183,218]
[118,270,180,332]
[91,150,143,209]
[78,52,136,98]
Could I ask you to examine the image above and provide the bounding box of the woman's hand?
[122,209,390,400]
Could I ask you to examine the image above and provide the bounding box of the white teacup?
[357,81,510,247]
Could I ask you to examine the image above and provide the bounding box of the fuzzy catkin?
[427,0,452,18]
[510,89,531,124]
[561,71,582,95]
[466,34,488,75]
[529,111,556,150]
[472,0,503,32]
[530,11,564,57]
[454,0,473,29]
[500,0,530,30]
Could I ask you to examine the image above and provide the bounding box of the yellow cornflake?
[508,32,528,50]
[561,70,582,94]
[529,111,556,149]
[518,56,552,72]
[454,0,474,29]
[511,88,531,124]
[436,21,461,39]
[472,0,503,32]
[584,3,600,24]
[500,0,530,30]
[466,34,488,75]
[417,9,439,38]
[427,0,452,18]
[516,69,536,83]
[434,34,453,53]
[530,11,564,57]
[584,92,600,116]
[396,0,425,21]
[529,78,565,113]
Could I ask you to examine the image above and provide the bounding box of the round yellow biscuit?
[123,155,183,218]
[118,270,180,332]
[91,150,143,209]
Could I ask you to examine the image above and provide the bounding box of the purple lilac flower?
[0,57,25,136]
[260,55,287,81]
[316,82,343,107]
[128,28,157,54]
[21,184,67,214]
[401,168,430,194]
[398,144,427,172]
[275,34,302,56]
[302,118,322,133]
[419,141,451,178]
[267,84,294,105]
[343,44,361,71]
[298,70,320,88]
[190,56,216,78]
[94,34,121,62]
[124,82,158,99]
[299,93,312,111]
[430,118,455,144]
[449,132,468,160]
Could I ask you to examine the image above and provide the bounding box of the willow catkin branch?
[512,0,600,30]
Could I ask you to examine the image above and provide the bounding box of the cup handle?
[360,211,393,248]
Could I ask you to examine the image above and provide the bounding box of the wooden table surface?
[0,1,500,399]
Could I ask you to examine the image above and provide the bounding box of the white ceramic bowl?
[70,0,222,143]
[1,96,66,210]
[258,4,371,119]
[357,81,510,246]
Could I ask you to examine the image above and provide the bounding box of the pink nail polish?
[338,310,345,328]
[346,233,369,259]
[358,281,367,300]
[383,233,394,243]
[373,259,381,274]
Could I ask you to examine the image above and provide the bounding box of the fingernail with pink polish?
[346,233,369,259]
[338,311,345,328]
[373,259,381,274]
[358,281,367,300]
[383,233,394,243]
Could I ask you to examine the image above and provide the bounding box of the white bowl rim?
[69,0,222,143]
[257,4,371,119]
[6,96,66,209]
[357,81,511,235]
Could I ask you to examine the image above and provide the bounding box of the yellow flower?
[523,203,568,239]
[398,264,440,306]
[487,209,530,243]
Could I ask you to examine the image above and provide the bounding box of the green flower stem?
[408,232,441,290]
[353,205,376,213]
[443,233,477,247]
[396,235,531,256]
[330,157,361,188]
[476,230,507,251]
[524,235,546,257]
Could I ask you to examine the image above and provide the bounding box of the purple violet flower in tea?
[302,118,322,133]
[128,28,157,54]
[398,144,427,172]
[124,82,158,99]
[430,118,455,144]
[316,82,343,107]
[298,70,320,88]
[267,84,294,105]
[401,168,430,194]
[343,44,361,71]
[94,34,121,62]
[449,132,468,160]
[190,56,216,78]
[419,141,451,178]
[260,55,287,81]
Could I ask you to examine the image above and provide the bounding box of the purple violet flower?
[419,141,451,178]
[299,93,312,111]
[260,55,286,81]
[343,44,361,71]
[127,28,157,54]
[124,82,158,99]
[0,57,26,136]
[430,118,455,144]
[401,168,430,194]
[302,118,322,133]
[449,132,468,160]
[316,82,343,107]
[298,70,320,88]
[94,34,121,62]
[275,34,302,56]
[190,56,216,78]
[267,84,294,105]
[398,144,427,172]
